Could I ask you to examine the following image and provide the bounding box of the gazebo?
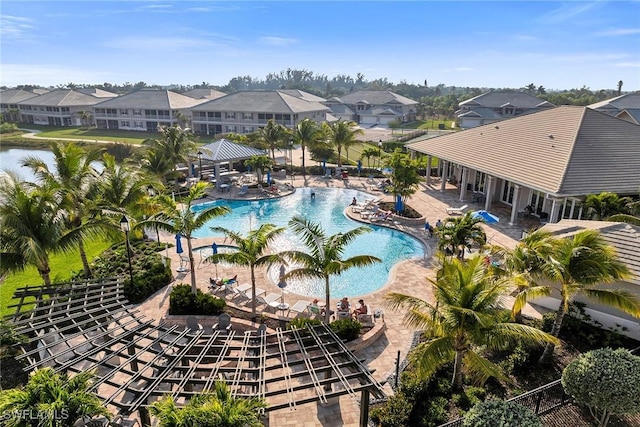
[194,139,267,187]
[9,278,386,427]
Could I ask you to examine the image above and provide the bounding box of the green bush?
[370,392,412,427]
[330,318,362,341]
[287,317,321,330]
[463,400,542,427]
[169,284,226,315]
[562,348,640,427]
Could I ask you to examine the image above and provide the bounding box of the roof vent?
[494,125,499,129]
[548,134,554,139]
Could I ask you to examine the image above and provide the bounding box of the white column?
[484,176,493,211]
[569,199,576,219]
[459,168,468,201]
[549,198,561,223]
[509,184,521,226]
[578,205,584,220]
[440,161,448,192]
[425,155,432,185]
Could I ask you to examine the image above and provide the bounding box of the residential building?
[0,88,48,122]
[588,92,640,125]
[406,106,640,226]
[15,89,117,126]
[456,90,555,129]
[323,90,418,127]
[92,89,207,131]
[537,220,640,340]
[189,90,329,135]
[182,88,227,100]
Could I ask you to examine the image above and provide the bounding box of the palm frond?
[409,337,455,379]
[582,288,640,317]
[463,350,508,385]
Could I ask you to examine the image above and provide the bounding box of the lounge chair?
[288,300,311,316]
[237,286,266,301]
[237,185,248,196]
[256,292,282,308]
[446,204,468,215]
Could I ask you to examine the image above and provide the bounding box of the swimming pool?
[192,187,425,298]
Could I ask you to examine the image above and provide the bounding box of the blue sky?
[1,1,639,91]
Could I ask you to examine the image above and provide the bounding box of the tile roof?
[541,220,640,286]
[459,90,554,109]
[198,139,267,162]
[0,89,42,104]
[588,92,640,111]
[277,89,326,102]
[92,89,207,109]
[191,90,329,113]
[75,88,118,98]
[616,109,640,125]
[182,88,227,100]
[16,89,109,107]
[337,90,418,106]
[406,106,640,196]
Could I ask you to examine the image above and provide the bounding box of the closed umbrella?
[395,194,403,213]
[322,159,327,174]
[277,264,287,310]
[357,159,362,176]
[267,170,272,186]
[175,234,187,272]
[471,210,499,223]
[212,242,219,279]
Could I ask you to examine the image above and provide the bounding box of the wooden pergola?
[8,278,386,426]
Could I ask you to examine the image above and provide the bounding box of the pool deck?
[137,171,548,426]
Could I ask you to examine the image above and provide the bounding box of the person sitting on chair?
[352,299,368,318]
[338,297,350,313]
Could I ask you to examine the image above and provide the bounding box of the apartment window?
[243,126,254,133]
[121,121,130,128]
[107,109,117,115]
[134,121,144,128]
[226,125,236,133]
[120,109,129,115]
[529,190,545,215]
[501,181,515,205]
[61,107,70,112]
[503,107,515,115]
[133,109,142,116]
[225,112,236,119]
[243,113,252,120]
[258,113,273,120]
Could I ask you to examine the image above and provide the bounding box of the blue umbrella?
[267,170,272,186]
[190,163,196,177]
[322,159,326,174]
[357,159,362,176]
[175,234,184,254]
[471,210,499,223]
[395,194,403,213]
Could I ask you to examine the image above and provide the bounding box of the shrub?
[169,284,226,315]
[287,317,321,330]
[330,318,362,341]
[463,400,542,427]
[370,392,412,427]
[562,348,640,427]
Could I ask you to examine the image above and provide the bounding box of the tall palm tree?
[327,119,363,167]
[509,230,638,364]
[384,255,557,389]
[23,142,103,278]
[361,147,380,168]
[149,381,266,427]
[243,155,274,185]
[435,213,486,259]
[292,118,321,178]
[583,192,630,220]
[140,182,231,294]
[142,124,199,184]
[0,173,71,287]
[281,216,381,323]
[0,368,110,427]
[208,224,286,317]
[259,119,288,161]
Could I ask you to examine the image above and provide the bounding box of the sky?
[1,1,639,92]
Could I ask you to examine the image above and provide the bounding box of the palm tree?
[23,142,103,278]
[327,119,363,167]
[281,216,381,323]
[259,119,288,161]
[382,149,422,213]
[208,224,286,317]
[0,173,70,287]
[149,381,266,427]
[0,368,110,426]
[140,182,231,294]
[509,229,638,364]
[583,192,630,220]
[384,255,557,389]
[361,147,379,168]
[243,155,274,185]
[142,124,199,184]
[292,118,321,178]
[435,213,486,259]
[97,153,151,214]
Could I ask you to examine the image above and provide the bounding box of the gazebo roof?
[9,279,386,422]
[197,139,267,163]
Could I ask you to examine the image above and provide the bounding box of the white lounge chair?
[237,184,248,196]
[256,292,282,307]
[288,300,311,316]
[446,204,468,215]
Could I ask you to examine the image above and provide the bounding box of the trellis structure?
[8,278,386,426]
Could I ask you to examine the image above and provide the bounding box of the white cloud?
[614,61,640,68]
[0,64,118,87]
[454,67,473,72]
[0,15,36,40]
[258,36,297,46]
[538,2,599,24]
[101,36,213,51]
[596,28,640,36]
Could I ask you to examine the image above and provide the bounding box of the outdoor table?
[276,302,290,315]
[219,184,230,193]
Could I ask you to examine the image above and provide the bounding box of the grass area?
[31,127,151,145]
[0,237,113,317]
[341,142,381,167]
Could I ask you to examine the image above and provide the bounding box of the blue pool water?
[192,187,425,298]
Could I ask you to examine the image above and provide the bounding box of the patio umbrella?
[175,234,184,254]
[267,171,271,186]
[190,163,196,177]
[357,159,362,176]
[395,194,403,213]
[322,159,326,174]
[211,242,219,278]
[471,210,499,223]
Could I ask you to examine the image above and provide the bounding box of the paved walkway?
[137,167,549,426]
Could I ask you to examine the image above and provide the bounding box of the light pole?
[289,139,294,184]
[197,151,203,180]
[119,216,134,289]
[378,140,383,170]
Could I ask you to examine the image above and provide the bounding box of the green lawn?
[32,127,151,145]
[0,238,113,317]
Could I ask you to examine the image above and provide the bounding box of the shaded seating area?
[9,278,386,427]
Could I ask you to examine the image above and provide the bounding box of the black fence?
[437,379,570,427]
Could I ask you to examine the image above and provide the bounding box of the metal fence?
[437,379,570,427]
